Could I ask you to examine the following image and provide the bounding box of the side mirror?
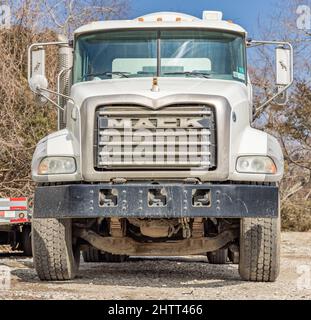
[28,40,74,111]
[275,46,292,104]
[248,40,293,112]
[29,46,49,104]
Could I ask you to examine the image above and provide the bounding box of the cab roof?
[74,11,247,36]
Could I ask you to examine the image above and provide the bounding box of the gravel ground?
[0,232,311,300]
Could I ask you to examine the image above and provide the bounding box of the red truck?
[0,197,32,255]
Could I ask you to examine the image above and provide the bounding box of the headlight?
[38,157,76,175]
[236,156,277,174]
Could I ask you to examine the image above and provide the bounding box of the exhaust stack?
[58,35,73,130]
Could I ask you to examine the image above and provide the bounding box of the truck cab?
[28,11,293,282]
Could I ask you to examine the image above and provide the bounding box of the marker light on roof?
[202,11,223,21]
[136,12,201,23]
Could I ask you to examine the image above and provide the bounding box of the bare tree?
[249,0,311,230]
[41,0,129,36]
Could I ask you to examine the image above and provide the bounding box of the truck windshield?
[74,29,246,84]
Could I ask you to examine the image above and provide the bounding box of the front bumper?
[33,183,279,219]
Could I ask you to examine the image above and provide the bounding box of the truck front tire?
[239,217,280,282]
[32,218,80,281]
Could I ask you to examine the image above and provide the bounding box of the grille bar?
[98,161,212,167]
[99,141,212,146]
[99,151,212,157]
[99,130,211,137]
[99,111,213,116]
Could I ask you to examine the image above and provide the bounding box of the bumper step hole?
[99,189,118,207]
[148,188,167,207]
[192,189,211,207]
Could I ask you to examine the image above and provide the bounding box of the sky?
[129,0,276,37]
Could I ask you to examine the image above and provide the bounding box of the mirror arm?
[30,85,74,111]
[36,91,65,112]
[247,40,294,114]
[255,83,291,116]
[40,87,73,103]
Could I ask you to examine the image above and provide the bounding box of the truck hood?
[71,77,250,109]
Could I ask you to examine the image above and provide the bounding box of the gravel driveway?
[0,232,311,300]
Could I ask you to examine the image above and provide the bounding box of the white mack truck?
[27,11,293,282]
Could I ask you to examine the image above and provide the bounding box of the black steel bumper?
[33,183,279,219]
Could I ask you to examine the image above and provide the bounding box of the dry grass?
[282,200,311,231]
[0,26,58,198]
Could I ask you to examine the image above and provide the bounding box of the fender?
[32,129,82,182]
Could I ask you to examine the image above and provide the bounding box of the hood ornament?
[151,77,160,92]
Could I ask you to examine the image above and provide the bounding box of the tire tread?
[239,217,280,282]
[32,218,79,281]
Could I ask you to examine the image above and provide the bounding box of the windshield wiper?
[83,71,130,80]
[163,71,211,79]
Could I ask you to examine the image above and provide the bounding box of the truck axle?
[76,228,239,256]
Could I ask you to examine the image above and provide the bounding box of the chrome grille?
[95,105,216,170]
